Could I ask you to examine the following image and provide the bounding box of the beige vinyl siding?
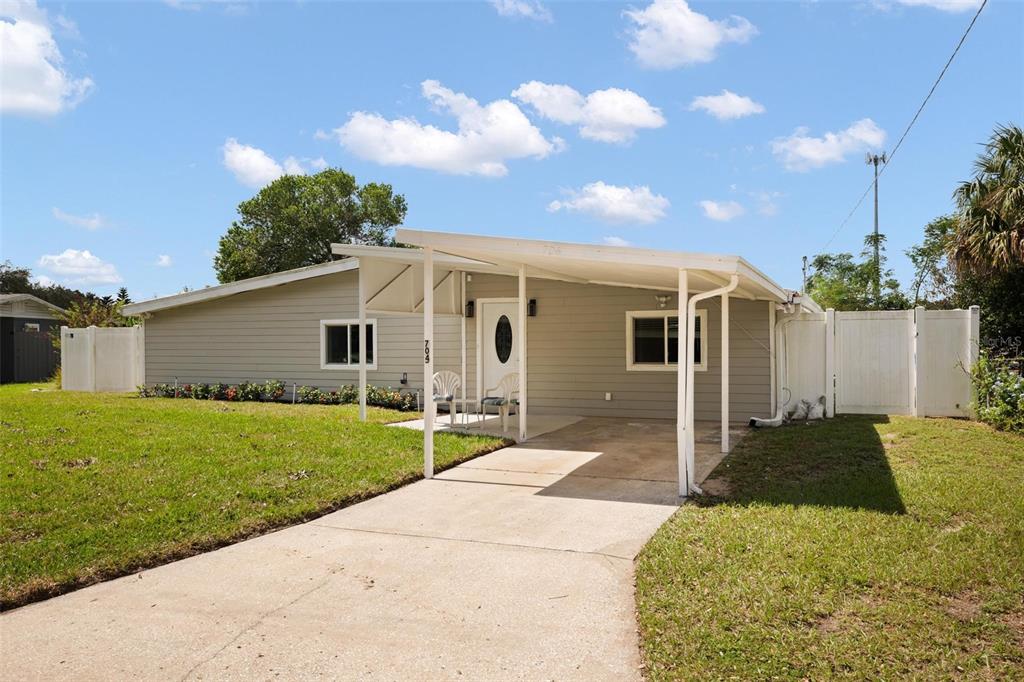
[143,270,462,396]
[466,274,771,422]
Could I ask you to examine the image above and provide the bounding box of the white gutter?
[683,274,739,496]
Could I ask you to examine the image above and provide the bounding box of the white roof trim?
[123,259,358,315]
[395,228,794,302]
[0,293,65,316]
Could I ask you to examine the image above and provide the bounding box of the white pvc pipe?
[685,275,739,495]
[676,269,688,498]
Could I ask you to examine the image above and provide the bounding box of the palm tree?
[951,124,1024,273]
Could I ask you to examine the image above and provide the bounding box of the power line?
[819,0,988,252]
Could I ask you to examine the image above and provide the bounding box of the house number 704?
[424,339,431,364]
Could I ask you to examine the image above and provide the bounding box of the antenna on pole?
[802,255,808,293]
[865,151,887,304]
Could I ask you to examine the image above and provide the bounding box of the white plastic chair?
[432,370,461,427]
[480,373,519,432]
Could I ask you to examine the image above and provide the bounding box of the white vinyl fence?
[61,326,144,392]
[782,306,979,418]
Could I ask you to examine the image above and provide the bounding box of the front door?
[480,300,518,397]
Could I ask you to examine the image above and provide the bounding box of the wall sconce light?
[465,300,475,318]
[528,299,537,317]
[655,295,671,309]
[401,372,408,385]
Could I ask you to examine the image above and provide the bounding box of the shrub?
[237,381,262,402]
[137,378,418,412]
[972,354,1024,433]
[262,380,285,401]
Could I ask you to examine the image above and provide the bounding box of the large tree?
[806,233,909,311]
[214,169,407,283]
[951,123,1024,273]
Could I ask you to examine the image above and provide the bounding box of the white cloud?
[771,118,886,171]
[155,254,173,267]
[38,248,122,285]
[602,236,631,247]
[512,81,665,144]
[0,0,94,116]
[221,138,326,187]
[52,207,103,230]
[32,274,57,287]
[895,0,982,12]
[624,0,757,69]
[490,0,552,22]
[699,200,745,222]
[548,181,669,224]
[334,80,561,177]
[689,89,765,120]
[751,191,782,216]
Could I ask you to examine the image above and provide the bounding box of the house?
[124,230,820,496]
[0,294,64,384]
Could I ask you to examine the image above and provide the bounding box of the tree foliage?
[952,123,1024,274]
[213,169,407,283]
[906,215,956,307]
[806,233,909,311]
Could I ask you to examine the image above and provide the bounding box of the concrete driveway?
[1,418,686,681]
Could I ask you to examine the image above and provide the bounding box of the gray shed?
[0,294,64,384]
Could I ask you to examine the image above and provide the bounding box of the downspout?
[750,312,799,427]
[684,275,739,496]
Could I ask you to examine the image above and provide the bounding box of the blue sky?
[2,0,1021,300]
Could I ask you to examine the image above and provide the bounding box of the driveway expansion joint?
[309,522,637,562]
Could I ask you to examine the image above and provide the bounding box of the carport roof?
[331,228,803,305]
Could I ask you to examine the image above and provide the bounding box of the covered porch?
[334,229,795,498]
[391,415,749,490]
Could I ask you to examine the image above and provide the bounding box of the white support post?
[676,269,688,497]
[968,305,980,367]
[460,271,467,423]
[768,301,776,417]
[912,306,924,417]
[968,305,980,417]
[423,248,435,479]
[518,265,527,442]
[358,263,367,422]
[824,308,836,418]
[721,292,730,453]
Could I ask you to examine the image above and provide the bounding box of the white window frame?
[625,309,708,372]
[320,318,378,370]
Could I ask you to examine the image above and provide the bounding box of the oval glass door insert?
[495,315,513,363]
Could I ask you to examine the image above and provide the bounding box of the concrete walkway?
[0,418,705,681]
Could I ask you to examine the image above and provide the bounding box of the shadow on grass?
[701,414,906,515]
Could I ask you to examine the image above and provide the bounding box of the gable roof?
[122,259,359,315]
[0,293,65,318]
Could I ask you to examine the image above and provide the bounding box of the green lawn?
[1,383,504,609]
[637,415,1024,680]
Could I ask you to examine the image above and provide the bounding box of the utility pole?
[865,151,887,302]
[802,255,808,293]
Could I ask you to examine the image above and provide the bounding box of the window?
[22,323,40,333]
[320,319,377,370]
[626,310,707,372]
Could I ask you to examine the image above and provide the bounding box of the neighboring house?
[0,294,64,384]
